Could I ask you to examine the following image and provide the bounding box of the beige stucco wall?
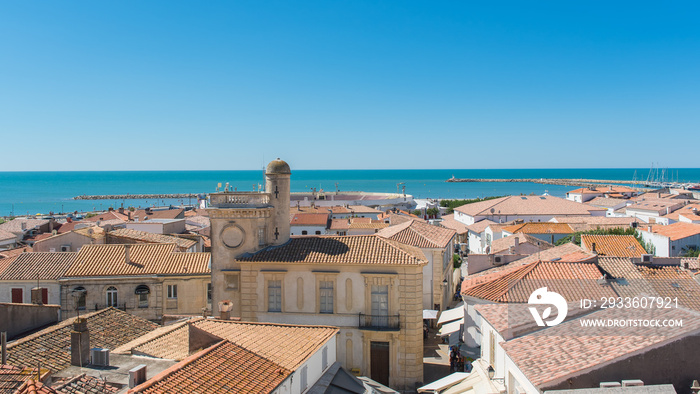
[33,232,103,253]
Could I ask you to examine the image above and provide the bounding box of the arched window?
[106,286,118,307]
[135,285,150,308]
[72,287,86,310]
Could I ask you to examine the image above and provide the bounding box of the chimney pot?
[71,318,90,367]
[514,236,519,247]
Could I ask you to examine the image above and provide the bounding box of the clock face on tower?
[220,223,245,249]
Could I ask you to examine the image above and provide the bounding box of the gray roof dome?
[266,158,291,175]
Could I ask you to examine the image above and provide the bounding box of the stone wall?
[0,302,60,339]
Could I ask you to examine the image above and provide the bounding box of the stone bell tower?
[265,158,291,246]
[207,158,291,316]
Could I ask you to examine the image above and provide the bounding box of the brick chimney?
[70,318,90,366]
[514,237,519,248]
[218,300,233,320]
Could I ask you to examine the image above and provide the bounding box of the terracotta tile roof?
[490,233,554,254]
[461,261,615,302]
[642,222,700,241]
[15,379,57,394]
[132,209,184,222]
[0,230,16,242]
[290,213,330,226]
[0,220,50,234]
[107,228,197,249]
[329,219,350,230]
[64,244,210,277]
[191,320,338,370]
[502,223,574,235]
[52,374,119,394]
[637,265,700,311]
[184,215,210,228]
[585,197,629,208]
[501,307,700,388]
[461,243,596,289]
[55,222,93,234]
[454,196,604,217]
[549,216,642,232]
[385,213,420,225]
[466,219,498,234]
[72,226,105,240]
[0,252,77,281]
[129,341,291,394]
[681,257,700,270]
[237,235,427,265]
[184,208,208,217]
[438,216,469,235]
[0,365,49,394]
[7,308,159,373]
[581,234,647,257]
[113,318,209,361]
[83,211,128,223]
[661,204,700,221]
[0,247,32,260]
[568,186,638,194]
[25,233,54,242]
[376,220,455,249]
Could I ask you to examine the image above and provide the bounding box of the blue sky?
[1,1,698,170]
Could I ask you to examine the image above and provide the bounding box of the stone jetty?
[74,193,202,200]
[446,178,646,189]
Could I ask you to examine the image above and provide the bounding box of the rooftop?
[585,197,630,208]
[107,228,197,249]
[63,244,210,277]
[0,219,50,234]
[376,219,455,249]
[642,222,700,241]
[290,213,330,227]
[454,195,605,217]
[502,222,574,234]
[0,364,49,394]
[132,208,184,221]
[489,233,554,254]
[501,306,700,388]
[237,235,427,266]
[0,252,77,281]
[580,234,647,257]
[7,308,159,373]
[437,215,469,235]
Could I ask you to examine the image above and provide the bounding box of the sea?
[1,168,699,217]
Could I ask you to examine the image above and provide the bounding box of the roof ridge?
[377,237,427,264]
[197,318,341,330]
[7,308,110,349]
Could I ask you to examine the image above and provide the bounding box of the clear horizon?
[2,1,699,171]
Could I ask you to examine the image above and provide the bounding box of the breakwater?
[446,178,646,189]
[74,193,202,200]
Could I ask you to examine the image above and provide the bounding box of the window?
[73,287,86,310]
[167,284,178,299]
[371,285,389,327]
[135,285,150,308]
[258,228,266,246]
[225,273,239,290]
[489,331,495,366]
[302,230,308,235]
[11,288,23,303]
[207,283,212,303]
[300,365,308,390]
[322,347,328,370]
[319,281,333,313]
[268,280,282,312]
[106,286,118,307]
[315,230,321,235]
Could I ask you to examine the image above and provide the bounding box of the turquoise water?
[1,168,699,216]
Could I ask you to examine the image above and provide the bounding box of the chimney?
[31,288,44,305]
[66,216,72,223]
[218,300,233,320]
[129,365,147,388]
[70,318,90,367]
[49,221,54,233]
[21,222,26,231]
[592,243,597,254]
[125,245,131,264]
[118,207,124,214]
[108,207,114,212]
[128,211,132,221]
[1,331,7,364]
[514,237,519,247]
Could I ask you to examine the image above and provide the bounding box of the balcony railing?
[358,313,400,331]
[209,192,271,208]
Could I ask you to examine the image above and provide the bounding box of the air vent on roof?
[521,197,527,200]
[91,348,110,367]
[539,197,546,200]
[621,380,644,387]
[129,365,147,388]
[641,254,653,263]
[671,282,681,289]
[600,382,622,388]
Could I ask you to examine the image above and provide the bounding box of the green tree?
[453,253,462,269]
[412,209,422,217]
[681,246,700,258]
[555,227,654,254]
[426,207,439,217]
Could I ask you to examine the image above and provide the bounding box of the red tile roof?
[129,341,291,394]
[237,235,427,266]
[643,222,700,241]
[290,213,330,226]
[501,307,700,388]
[64,244,210,277]
[83,211,128,223]
[376,220,455,249]
[502,223,574,234]
[7,308,159,373]
[132,208,184,221]
[0,252,77,281]
[461,261,615,302]
[0,365,50,394]
[580,234,647,257]
[107,228,197,249]
[489,233,553,254]
[454,196,605,217]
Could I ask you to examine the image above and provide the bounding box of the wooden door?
[41,288,48,304]
[11,288,23,303]
[370,341,390,386]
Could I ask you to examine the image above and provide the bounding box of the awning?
[417,372,470,393]
[439,318,464,336]
[438,304,464,325]
[423,310,438,320]
[135,285,150,295]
